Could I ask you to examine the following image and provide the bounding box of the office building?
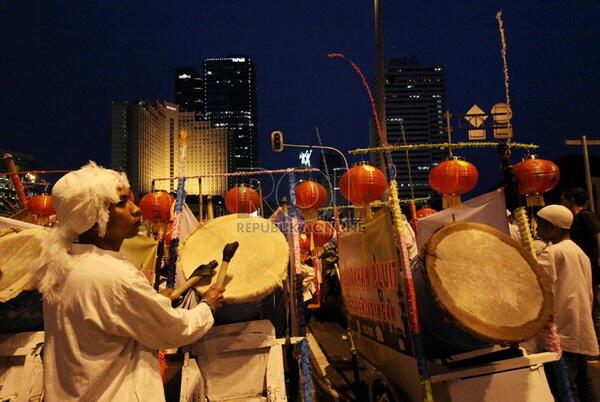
[203,56,258,184]
[178,113,228,196]
[175,67,204,120]
[371,57,447,201]
[111,101,179,195]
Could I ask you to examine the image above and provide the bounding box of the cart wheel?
[368,371,405,402]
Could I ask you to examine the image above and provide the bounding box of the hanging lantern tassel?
[513,155,560,207]
[428,157,478,209]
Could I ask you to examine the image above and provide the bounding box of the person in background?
[536,205,598,402]
[561,187,600,354]
[506,209,522,242]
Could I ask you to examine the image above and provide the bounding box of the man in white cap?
[536,204,598,401]
[38,162,223,401]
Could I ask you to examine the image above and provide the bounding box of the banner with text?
[338,207,412,355]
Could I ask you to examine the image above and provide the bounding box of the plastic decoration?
[512,155,560,207]
[428,157,478,208]
[225,186,260,214]
[416,207,438,219]
[139,191,174,222]
[306,219,334,247]
[294,181,328,211]
[27,194,55,216]
[339,163,387,204]
[298,233,310,253]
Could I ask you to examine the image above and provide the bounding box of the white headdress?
[33,162,129,303]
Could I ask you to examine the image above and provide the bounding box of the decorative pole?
[496,12,572,401]
[328,52,433,402]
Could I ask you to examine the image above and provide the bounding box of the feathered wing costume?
[0,162,129,303]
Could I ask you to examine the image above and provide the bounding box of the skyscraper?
[111,101,178,195]
[174,67,204,120]
[112,101,230,197]
[178,113,228,196]
[371,57,446,201]
[203,56,258,184]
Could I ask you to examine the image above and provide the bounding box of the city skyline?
[2,1,599,197]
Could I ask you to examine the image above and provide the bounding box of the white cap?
[536,204,573,230]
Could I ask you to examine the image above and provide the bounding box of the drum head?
[179,214,289,303]
[424,222,552,343]
[0,228,47,302]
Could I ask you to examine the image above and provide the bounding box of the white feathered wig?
[34,162,130,302]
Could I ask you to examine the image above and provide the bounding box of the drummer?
[36,162,223,401]
[535,204,598,401]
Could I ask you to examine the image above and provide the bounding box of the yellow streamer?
[350,141,539,155]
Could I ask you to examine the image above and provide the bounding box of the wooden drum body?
[414,222,552,357]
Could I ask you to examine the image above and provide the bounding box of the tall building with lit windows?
[111,101,229,197]
[175,67,204,120]
[111,101,179,195]
[178,112,228,196]
[370,57,447,201]
[203,56,257,185]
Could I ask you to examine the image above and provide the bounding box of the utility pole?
[565,135,600,212]
[374,0,388,175]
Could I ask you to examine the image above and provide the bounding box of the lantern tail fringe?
[302,209,318,220]
[526,193,545,207]
[442,194,461,209]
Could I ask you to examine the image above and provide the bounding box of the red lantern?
[139,191,174,222]
[295,181,328,211]
[225,186,261,214]
[298,233,310,253]
[27,194,55,216]
[416,207,438,219]
[306,219,334,247]
[429,157,478,208]
[339,163,387,204]
[513,155,560,207]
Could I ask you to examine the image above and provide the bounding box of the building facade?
[203,56,258,183]
[175,67,204,120]
[371,57,447,202]
[111,101,229,197]
[111,101,179,195]
[178,113,228,196]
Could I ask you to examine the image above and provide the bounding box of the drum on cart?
[413,222,553,357]
[0,229,45,333]
[178,214,289,330]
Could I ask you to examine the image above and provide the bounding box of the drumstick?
[169,260,218,299]
[215,241,240,288]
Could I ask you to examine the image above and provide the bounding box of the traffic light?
[271,131,284,152]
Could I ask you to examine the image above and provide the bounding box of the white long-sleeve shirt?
[537,239,599,356]
[43,244,214,401]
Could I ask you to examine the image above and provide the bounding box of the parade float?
[0,9,589,402]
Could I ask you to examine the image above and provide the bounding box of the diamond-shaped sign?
[465,105,488,128]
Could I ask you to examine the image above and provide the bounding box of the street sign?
[565,139,600,146]
[465,105,487,140]
[491,103,512,138]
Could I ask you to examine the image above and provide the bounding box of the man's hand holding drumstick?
[160,241,239,313]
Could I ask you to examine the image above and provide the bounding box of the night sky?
[2,1,599,196]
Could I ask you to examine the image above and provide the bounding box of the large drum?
[414,222,552,357]
[0,228,46,333]
[179,214,289,329]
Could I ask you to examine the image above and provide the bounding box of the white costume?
[537,240,599,356]
[44,244,213,401]
[32,162,216,401]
